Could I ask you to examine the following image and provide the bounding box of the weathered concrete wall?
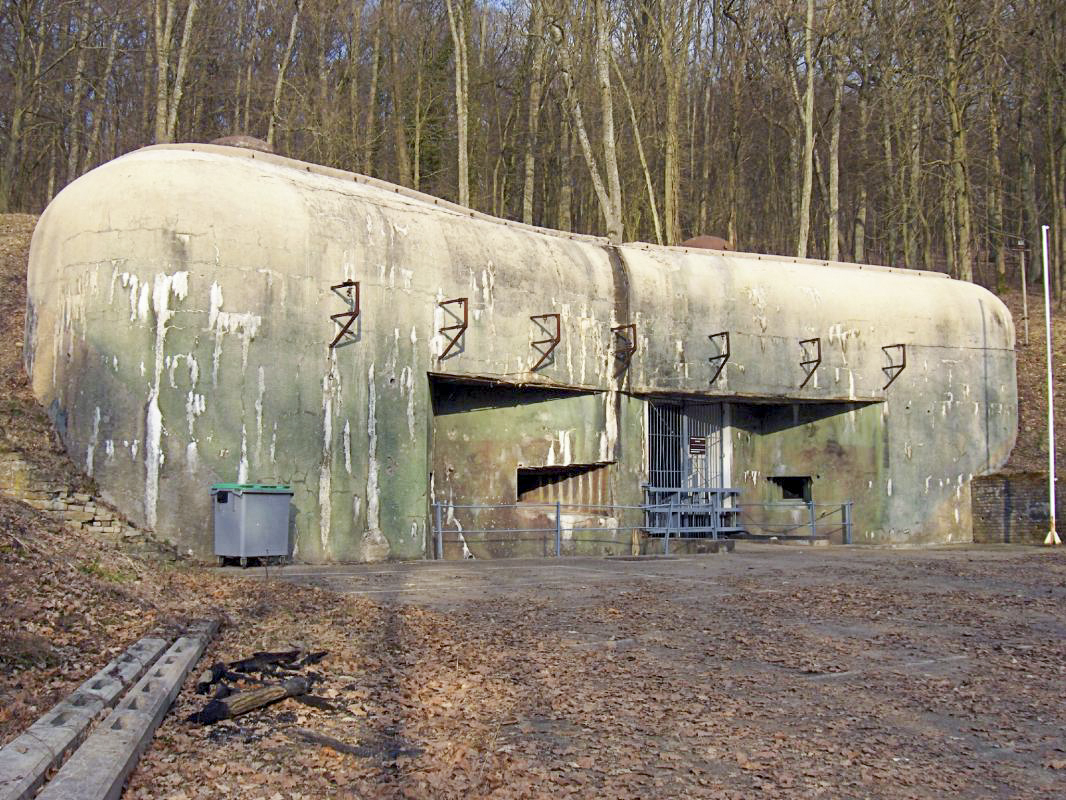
[730,402,884,542]
[24,144,1017,559]
[430,382,644,557]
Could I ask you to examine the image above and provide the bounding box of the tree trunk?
[942,0,973,282]
[384,0,412,186]
[242,1,262,132]
[796,0,816,258]
[65,7,90,186]
[905,93,923,267]
[942,169,957,277]
[558,114,573,232]
[552,4,622,242]
[828,60,843,261]
[233,2,245,130]
[267,1,301,150]
[522,0,546,225]
[613,56,663,245]
[881,111,898,265]
[364,18,381,174]
[595,0,623,243]
[657,0,694,245]
[445,0,470,206]
[988,94,1006,291]
[165,0,199,142]
[853,91,868,263]
[697,78,711,236]
[84,27,119,172]
[346,1,366,167]
[153,0,177,143]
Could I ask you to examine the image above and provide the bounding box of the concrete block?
[36,620,219,800]
[62,510,94,523]
[0,637,167,800]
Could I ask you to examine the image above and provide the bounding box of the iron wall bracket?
[799,337,821,388]
[612,323,637,368]
[329,280,360,348]
[530,313,561,371]
[882,343,906,389]
[438,297,469,360]
[708,331,730,384]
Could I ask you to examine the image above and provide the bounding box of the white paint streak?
[401,366,416,440]
[238,425,249,484]
[319,353,340,558]
[343,419,352,474]
[255,366,265,462]
[86,406,101,476]
[208,282,262,383]
[366,364,380,532]
[144,271,189,529]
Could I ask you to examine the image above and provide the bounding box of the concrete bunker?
[25,144,1017,561]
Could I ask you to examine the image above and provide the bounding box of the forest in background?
[2,0,1064,293]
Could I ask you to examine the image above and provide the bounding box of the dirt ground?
[115,546,1066,799]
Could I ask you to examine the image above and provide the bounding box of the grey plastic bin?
[211,483,293,566]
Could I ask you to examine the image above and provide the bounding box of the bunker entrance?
[643,401,738,539]
[647,400,724,488]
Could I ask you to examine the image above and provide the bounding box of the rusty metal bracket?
[530,313,561,371]
[708,331,730,384]
[882,343,906,389]
[329,280,360,348]
[438,297,468,360]
[799,337,821,388]
[612,324,637,366]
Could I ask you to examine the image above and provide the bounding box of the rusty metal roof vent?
[209,135,274,154]
[680,234,733,251]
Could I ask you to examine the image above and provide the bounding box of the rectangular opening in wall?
[769,476,812,502]
[517,465,608,506]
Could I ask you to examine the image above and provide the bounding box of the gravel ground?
[121,545,1066,799]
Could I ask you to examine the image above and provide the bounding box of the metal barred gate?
[648,401,724,489]
[645,401,734,539]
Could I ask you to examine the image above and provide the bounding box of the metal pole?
[434,503,444,559]
[660,501,669,558]
[1041,225,1061,546]
[1020,242,1030,346]
[554,501,562,557]
[808,500,817,539]
[842,502,853,545]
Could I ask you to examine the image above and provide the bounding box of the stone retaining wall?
[0,451,141,541]
[971,471,1063,545]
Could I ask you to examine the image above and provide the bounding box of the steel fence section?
[429,498,856,558]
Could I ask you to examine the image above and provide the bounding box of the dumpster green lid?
[211,483,292,493]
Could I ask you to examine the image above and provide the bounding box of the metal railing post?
[843,502,853,545]
[555,501,562,557]
[665,499,673,555]
[808,500,817,538]
[434,503,443,559]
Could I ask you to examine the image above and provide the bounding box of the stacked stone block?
[0,451,143,541]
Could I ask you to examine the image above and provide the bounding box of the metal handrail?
[430,497,855,559]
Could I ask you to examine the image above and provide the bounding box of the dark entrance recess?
[769,475,812,502]
[517,464,608,505]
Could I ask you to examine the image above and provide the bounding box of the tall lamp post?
[1041,225,1060,546]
